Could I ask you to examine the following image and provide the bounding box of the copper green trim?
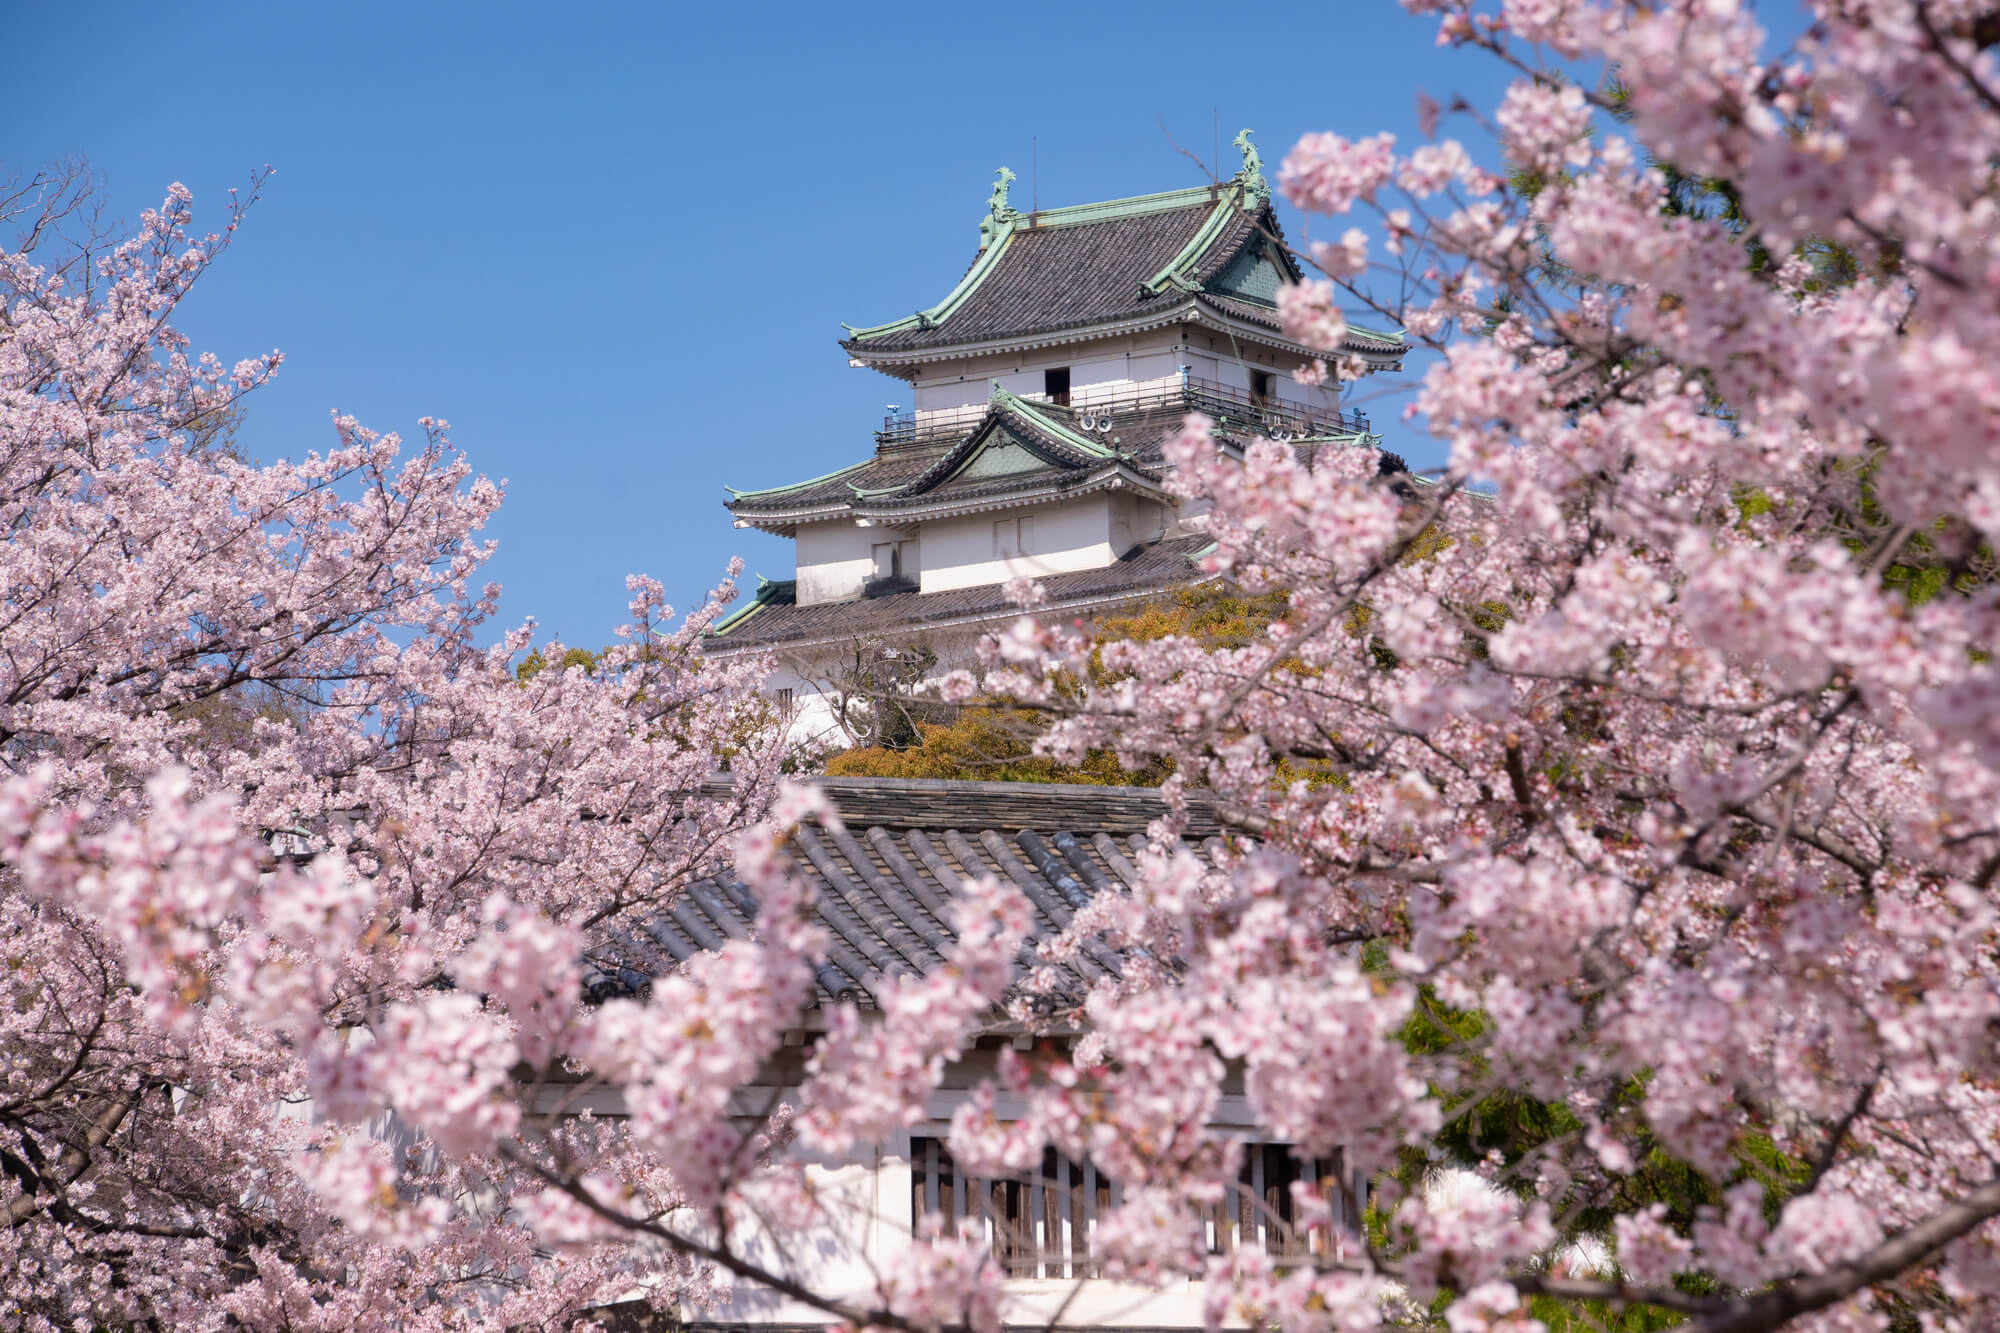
[1293,431,1380,446]
[1344,321,1405,346]
[987,384,1119,459]
[1142,195,1243,296]
[842,220,1020,342]
[1232,130,1269,207]
[1028,182,1223,228]
[725,458,874,503]
[845,165,1023,341]
[843,166,1276,344]
[845,385,1116,500]
[843,140,1336,345]
[710,576,792,636]
[980,167,1020,249]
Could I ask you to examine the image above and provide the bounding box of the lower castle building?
[583,776,1369,1332]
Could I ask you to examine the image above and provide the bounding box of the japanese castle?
[706,134,1403,735]
[583,138,1408,1329]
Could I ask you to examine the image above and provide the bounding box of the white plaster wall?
[1109,493,1167,556]
[909,331,1191,418]
[692,1144,889,1325]
[903,329,1350,422]
[1178,339,1347,418]
[794,521,880,606]
[1214,354,1253,396]
[919,497,1115,594]
[1170,495,1213,535]
[670,1096,1290,1329]
[760,660,851,751]
[1178,349,1219,385]
[1069,353,1128,390]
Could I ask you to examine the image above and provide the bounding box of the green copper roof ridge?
[1292,430,1380,445]
[710,575,793,635]
[1028,181,1239,228]
[726,458,874,503]
[988,384,1120,459]
[1143,195,1243,296]
[844,220,1020,343]
[1343,320,1405,346]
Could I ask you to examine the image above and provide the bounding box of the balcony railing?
[909,1136,1361,1280]
[875,376,1372,451]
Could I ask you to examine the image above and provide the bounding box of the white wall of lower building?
[919,496,1116,594]
[759,659,851,750]
[645,1088,1343,1330]
[795,521,885,607]
[682,1128,1229,1330]
[1109,493,1169,557]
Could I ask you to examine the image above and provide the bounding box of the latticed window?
[909,1136,1357,1279]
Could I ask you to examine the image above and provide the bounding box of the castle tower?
[707,134,1403,740]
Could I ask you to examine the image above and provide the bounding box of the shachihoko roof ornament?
[1233,128,1270,207]
[980,166,1019,249]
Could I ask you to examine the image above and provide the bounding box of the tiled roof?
[704,534,1215,650]
[847,202,1251,354]
[584,778,1224,1012]
[725,395,1186,533]
[726,448,943,514]
[840,178,1401,364]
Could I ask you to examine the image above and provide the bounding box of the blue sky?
[13,1,1517,645]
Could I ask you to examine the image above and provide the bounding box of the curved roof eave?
[841,298,1403,369]
[849,463,1172,526]
[702,564,1222,658]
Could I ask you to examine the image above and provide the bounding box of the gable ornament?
[979,167,1019,248]
[1233,129,1269,206]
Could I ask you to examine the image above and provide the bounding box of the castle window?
[1250,368,1274,408]
[1044,367,1071,407]
[773,687,794,710]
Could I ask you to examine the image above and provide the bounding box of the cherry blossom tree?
[969,3,2000,1328]
[0,165,789,1329]
[15,1,2000,1330]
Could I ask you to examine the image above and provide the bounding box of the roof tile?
[850,203,1240,354]
[586,778,1222,1012]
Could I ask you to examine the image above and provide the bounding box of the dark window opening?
[1250,369,1274,408]
[1044,367,1071,407]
